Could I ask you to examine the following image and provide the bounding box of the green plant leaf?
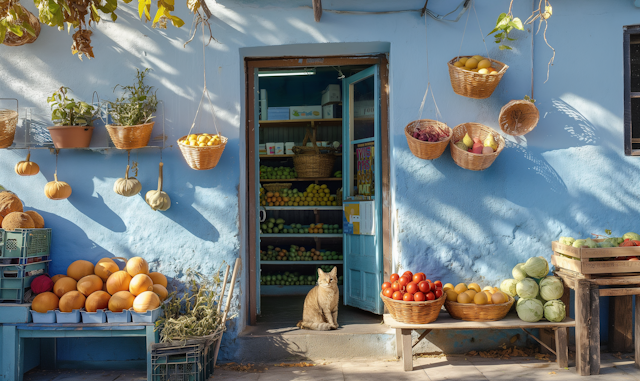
[153,5,165,24]
[499,45,512,50]
[0,24,6,45]
[8,24,24,37]
[509,18,524,31]
[111,12,117,21]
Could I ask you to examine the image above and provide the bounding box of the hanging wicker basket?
[449,123,505,171]
[499,100,540,136]
[380,292,445,324]
[106,122,155,149]
[263,183,292,193]
[0,109,18,149]
[292,129,337,178]
[444,296,514,322]
[2,6,41,47]
[405,119,452,160]
[447,56,508,99]
[177,135,228,170]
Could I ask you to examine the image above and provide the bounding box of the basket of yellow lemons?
[447,55,508,99]
[443,282,514,322]
[177,133,228,170]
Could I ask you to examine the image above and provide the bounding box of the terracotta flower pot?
[47,126,94,149]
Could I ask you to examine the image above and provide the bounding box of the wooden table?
[1,323,156,381]
[555,269,640,376]
[384,312,576,372]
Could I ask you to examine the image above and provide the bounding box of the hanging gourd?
[45,173,72,200]
[114,164,142,197]
[145,162,170,211]
[14,153,40,176]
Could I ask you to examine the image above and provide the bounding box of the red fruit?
[392,291,404,300]
[630,257,640,261]
[413,273,426,283]
[428,282,435,292]
[435,289,443,299]
[402,271,414,281]
[391,282,401,292]
[383,288,394,298]
[381,282,392,290]
[472,143,483,154]
[398,276,410,287]
[390,273,399,283]
[403,293,414,301]
[425,279,432,284]
[418,281,431,293]
[406,282,419,294]
[413,292,426,302]
[426,292,435,301]
[434,280,442,288]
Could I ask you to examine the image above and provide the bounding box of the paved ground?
[24,352,640,380]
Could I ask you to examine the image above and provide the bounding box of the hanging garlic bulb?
[114,165,142,197]
[145,162,170,211]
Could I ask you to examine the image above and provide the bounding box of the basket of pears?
[447,55,508,99]
[449,123,505,171]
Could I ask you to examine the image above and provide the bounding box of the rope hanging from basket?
[417,10,443,123]
[455,0,492,62]
[188,19,221,139]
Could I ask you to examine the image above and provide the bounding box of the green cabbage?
[500,279,518,297]
[583,239,598,248]
[539,276,564,301]
[516,298,544,322]
[572,239,586,248]
[523,256,549,278]
[543,300,566,322]
[559,236,575,246]
[516,278,539,299]
[623,232,640,241]
[598,240,617,248]
[512,263,527,281]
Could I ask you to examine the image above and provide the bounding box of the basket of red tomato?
[380,270,446,324]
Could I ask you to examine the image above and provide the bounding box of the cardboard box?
[323,104,342,119]
[267,107,290,121]
[321,84,341,105]
[354,100,375,118]
[290,106,322,120]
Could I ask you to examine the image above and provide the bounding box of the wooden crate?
[551,240,640,278]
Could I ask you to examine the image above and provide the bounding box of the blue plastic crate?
[152,344,204,381]
[0,229,51,259]
[0,255,50,265]
[0,262,49,303]
[130,306,163,323]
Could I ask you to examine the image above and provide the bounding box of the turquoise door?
[342,65,384,314]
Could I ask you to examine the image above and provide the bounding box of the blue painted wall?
[0,0,639,365]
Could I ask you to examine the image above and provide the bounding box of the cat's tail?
[297,320,333,331]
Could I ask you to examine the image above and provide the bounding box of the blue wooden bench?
[1,323,156,381]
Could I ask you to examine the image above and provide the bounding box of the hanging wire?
[54,149,59,177]
[417,11,443,122]
[456,0,472,60]
[472,0,492,60]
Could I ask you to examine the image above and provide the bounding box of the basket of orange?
[448,55,508,99]
[443,282,514,322]
[380,270,446,324]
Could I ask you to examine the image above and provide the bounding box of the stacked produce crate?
[0,228,51,303]
[151,338,220,381]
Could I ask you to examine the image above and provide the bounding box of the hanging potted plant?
[106,68,158,150]
[1,0,41,47]
[47,87,97,148]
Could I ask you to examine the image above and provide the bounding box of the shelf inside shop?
[259,118,342,126]
[261,285,343,296]
[260,234,343,238]
[260,260,343,265]
[260,178,342,182]
[260,153,342,159]
[263,206,342,211]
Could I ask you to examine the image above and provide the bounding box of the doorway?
[245,55,391,326]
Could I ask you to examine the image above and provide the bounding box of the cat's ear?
[317,268,325,276]
[330,266,338,276]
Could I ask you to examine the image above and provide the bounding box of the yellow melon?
[106,271,132,295]
[67,260,95,281]
[85,291,111,312]
[95,258,119,282]
[59,291,86,312]
[24,210,44,228]
[32,292,59,313]
[153,284,168,301]
[126,257,149,277]
[53,277,77,298]
[133,291,161,312]
[148,272,168,288]
[51,274,66,283]
[109,291,135,312]
[129,274,154,296]
[77,274,103,296]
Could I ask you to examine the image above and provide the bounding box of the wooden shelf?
[260,260,343,265]
[260,234,343,238]
[261,285,343,296]
[263,206,342,211]
[259,118,342,126]
[260,178,342,182]
[259,153,342,159]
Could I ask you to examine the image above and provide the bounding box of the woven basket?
[177,135,227,170]
[0,109,19,149]
[499,100,540,136]
[405,119,452,160]
[447,56,508,99]
[444,296,515,322]
[292,148,336,178]
[106,122,154,149]
[2,6,41,46]
[380,292,445,324]
[449,123,505,171]
[263,183,292,193]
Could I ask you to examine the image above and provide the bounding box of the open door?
[342,65,384,314]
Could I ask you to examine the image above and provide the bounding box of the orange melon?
[76,275,103,296]
[106,271,132,295]
[95,258,119,281]
[153,284,168,301]
[108,291,135,312]
[148,272,167,288]
[67,260,95,281]
[59,291,86,312]
[133,291,160,312]
[126,257,149,277]
[32,292,59,313]
[53,277,77,298]
[85,291,111,312]
[129,274,154,296]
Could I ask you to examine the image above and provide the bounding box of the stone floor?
[24,353,640,380]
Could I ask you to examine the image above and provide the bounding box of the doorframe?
[244,54,391,325]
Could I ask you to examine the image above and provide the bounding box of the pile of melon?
[32,257,169,315]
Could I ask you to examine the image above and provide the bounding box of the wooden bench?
[384,312,576,372]
[1,323,156,381]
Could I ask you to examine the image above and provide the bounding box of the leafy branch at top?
[487,1,524,51]
[525,0,554,82]
[0,0,37,44]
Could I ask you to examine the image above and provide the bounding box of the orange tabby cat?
[297,266,339,331]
